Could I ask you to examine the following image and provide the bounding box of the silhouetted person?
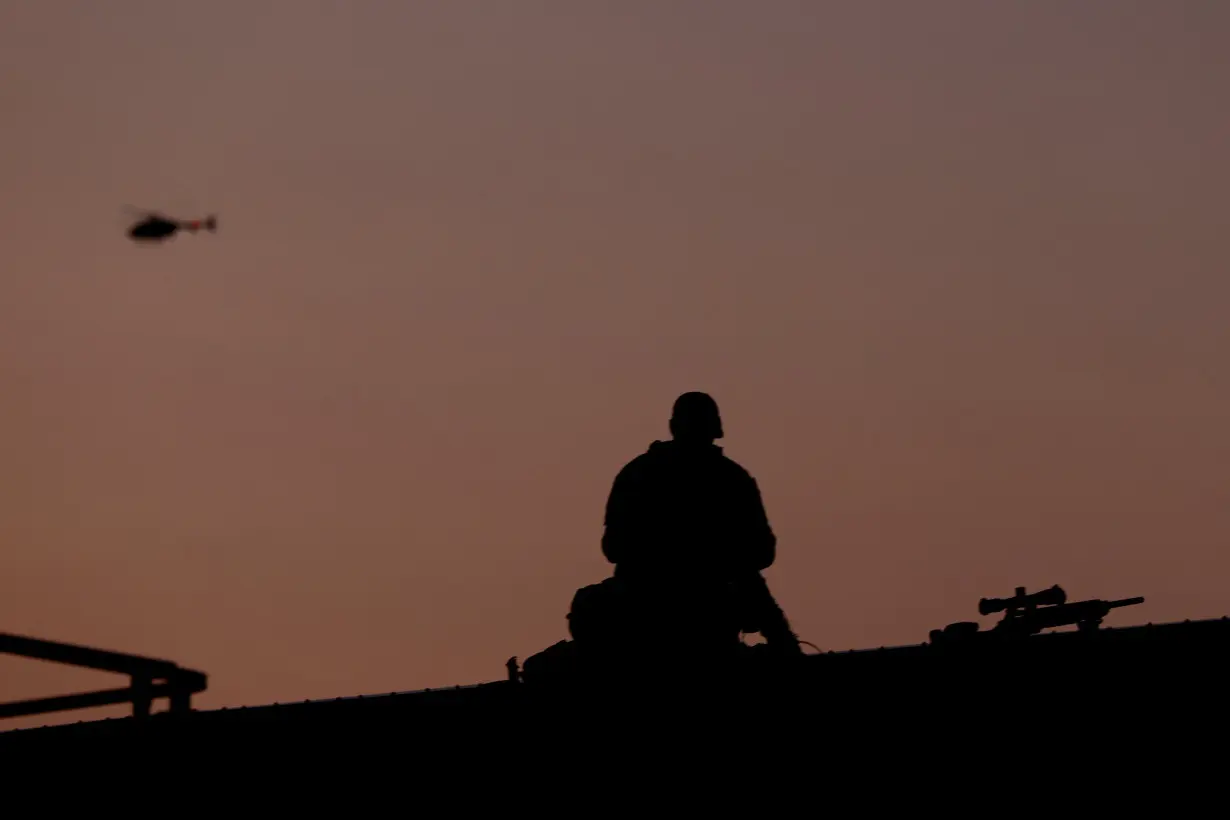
[589,391,801,656]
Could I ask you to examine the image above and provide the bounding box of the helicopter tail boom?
[182,216,217,234]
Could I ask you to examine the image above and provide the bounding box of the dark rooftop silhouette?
[5,591,1228,742]
[5,394,1228,800]
[4,588,1227,809]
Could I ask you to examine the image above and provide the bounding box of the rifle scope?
[979,585,1066,616]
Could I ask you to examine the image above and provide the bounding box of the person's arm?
[601,464,637,565]
[741,475,777,572]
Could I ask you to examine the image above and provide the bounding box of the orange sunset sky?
[3,1,1229,729]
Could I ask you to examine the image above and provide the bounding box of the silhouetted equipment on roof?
[124,206,217,243]
[0,631,208,721]
[928,585,1146,645]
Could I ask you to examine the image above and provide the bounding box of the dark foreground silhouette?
[3,393,1228,802]
[2,585,1227,807]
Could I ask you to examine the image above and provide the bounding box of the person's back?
[602,436,775,586]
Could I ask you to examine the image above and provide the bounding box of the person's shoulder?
[614,441,667,475]
[715,450,759,482]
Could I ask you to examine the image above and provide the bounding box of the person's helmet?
[670,391,724,440]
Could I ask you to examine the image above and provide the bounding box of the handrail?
[0,631,208,720]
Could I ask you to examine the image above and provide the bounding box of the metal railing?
[0,631,208,721]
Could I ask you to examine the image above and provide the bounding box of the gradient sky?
[4,1,1230,729]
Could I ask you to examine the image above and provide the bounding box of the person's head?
[668,392,724,443]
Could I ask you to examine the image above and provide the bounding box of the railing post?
[132,675,152,719]
[169,679,191,714]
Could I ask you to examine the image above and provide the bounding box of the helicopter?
[125,207,218,243]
